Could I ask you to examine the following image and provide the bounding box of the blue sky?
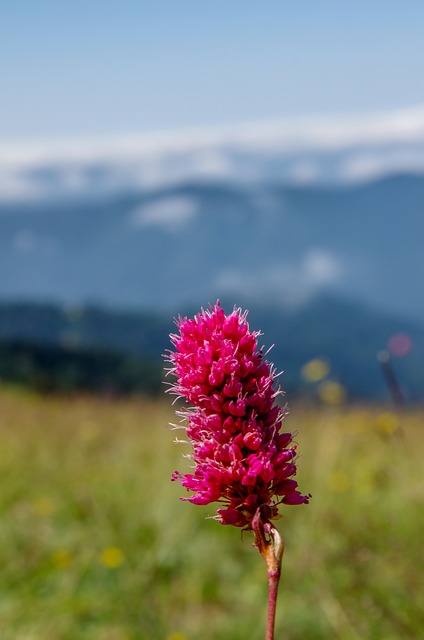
[2,1,424,140]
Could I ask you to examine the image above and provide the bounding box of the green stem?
[252,509,284,640]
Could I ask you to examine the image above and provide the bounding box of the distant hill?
[0,297,422,402]
[1,174,423,322]
[0,340,162,396]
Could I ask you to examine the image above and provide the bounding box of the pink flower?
[165,301,310,529]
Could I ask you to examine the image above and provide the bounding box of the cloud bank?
[214,249,343,307]
[131,195,199,231]
[2,106,424,202]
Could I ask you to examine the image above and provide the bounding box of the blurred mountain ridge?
[1,172,423,321]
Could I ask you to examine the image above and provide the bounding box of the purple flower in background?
[165,301,310,530]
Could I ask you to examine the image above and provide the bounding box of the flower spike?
[165,301,310,531]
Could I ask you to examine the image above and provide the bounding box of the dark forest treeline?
[0,341,163,395]
[0,299,423,401]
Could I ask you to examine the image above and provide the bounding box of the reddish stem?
[252,509,284,640]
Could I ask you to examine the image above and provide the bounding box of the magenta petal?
[217,507,247,527]
[282,491,311,505]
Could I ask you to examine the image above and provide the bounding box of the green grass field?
[0,385,423,639]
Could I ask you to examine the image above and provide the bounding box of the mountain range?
[1,113,424,401]
[1,173,423,322]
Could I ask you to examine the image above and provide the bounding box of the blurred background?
[1,0,424,403]
[1,3,424,639]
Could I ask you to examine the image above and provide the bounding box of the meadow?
[0,385,423,640]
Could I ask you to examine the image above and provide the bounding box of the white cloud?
[3,106,424,202]
[214,249,343,307]
[131,195,199,231]
[0,173,45,202]
[341,148,424,183]
[303,249,342,285]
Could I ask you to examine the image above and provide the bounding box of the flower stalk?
[252,508,284,640]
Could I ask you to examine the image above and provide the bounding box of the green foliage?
[0,388,423,639]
